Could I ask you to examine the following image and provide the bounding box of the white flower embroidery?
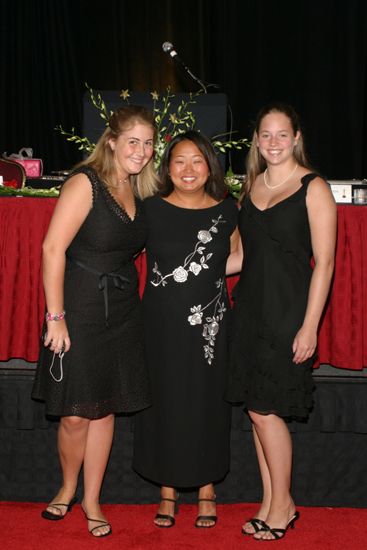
[203,320,219,337]
[151,215,225,287]
[189,262,202,276]
[189,278,227,365]
[188,311,203,325]
[173,266,188,283]
[197,230,212,244]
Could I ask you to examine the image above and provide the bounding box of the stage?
[1,197,367,507]
[0,363,366,507]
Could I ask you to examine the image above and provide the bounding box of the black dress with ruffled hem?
[225,174,319,419]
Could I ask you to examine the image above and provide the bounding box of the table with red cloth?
[317,205,367,370]
[0,197,366,370]
[0,198,57,362]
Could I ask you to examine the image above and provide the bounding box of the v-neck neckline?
[105,186,137,222]
[249,185,304,213]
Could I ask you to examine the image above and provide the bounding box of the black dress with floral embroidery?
[32,167,151,419]
[133,195,238,487]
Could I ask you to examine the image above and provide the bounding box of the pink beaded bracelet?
[45,311,66,321]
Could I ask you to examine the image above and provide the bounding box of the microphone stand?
[163,44,218,94]
[177,59,208,94]
[161,43,237,169]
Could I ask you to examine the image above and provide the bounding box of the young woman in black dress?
[32,106,158,537]
[226,103,337,541]
[133,131,240,528]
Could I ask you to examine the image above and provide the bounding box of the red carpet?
[1,502,366,549]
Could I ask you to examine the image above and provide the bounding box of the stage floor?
[2,359,367,376]
[1,366,366,507]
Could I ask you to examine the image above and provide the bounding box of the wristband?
[45,311,66,321]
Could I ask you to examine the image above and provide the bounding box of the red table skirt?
[0,198,57,362]
[316,205,367,369]
[0,198,366,369]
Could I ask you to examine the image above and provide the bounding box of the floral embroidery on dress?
[151,215,225,287]
[188,278,226,365]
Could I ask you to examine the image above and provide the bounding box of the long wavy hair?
[240,102,311,202]
[158,130,227,200]
[79,105,159,199]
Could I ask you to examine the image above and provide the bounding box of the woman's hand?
[44,319,71,353]
[292,325,317,364]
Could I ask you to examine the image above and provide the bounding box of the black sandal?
[195,496,217,528]
[242,517,268,535]
[256,511,300,541]
[41,496,77,521]
[154,496,179,528]
[83,511,112,537]
[86,517,112,537]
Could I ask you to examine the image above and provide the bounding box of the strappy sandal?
[195,495,217,528]
[41,496,77,521]
[242,517,268,535]
[154,495,179,528]
[256,511,300,541]
[84,514,112,537]
[81,504,112,537]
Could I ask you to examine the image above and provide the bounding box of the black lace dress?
[226,174,317,419]
[32,167,151,419]
[133,195,238,487]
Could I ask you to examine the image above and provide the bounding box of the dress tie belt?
[67,256,130,327]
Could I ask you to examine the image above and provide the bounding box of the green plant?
[56,83,249,193]
[223,168,246,199]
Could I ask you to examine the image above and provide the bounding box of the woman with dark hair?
[226,103,336,540]
[133,130,240,528]
[32,105,159,537]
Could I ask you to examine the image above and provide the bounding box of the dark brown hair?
[158,130,227,200]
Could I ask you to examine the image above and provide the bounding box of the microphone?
[162,42,207,93]
[162,41,179,59]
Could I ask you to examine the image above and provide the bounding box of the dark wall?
[1,0,366,178]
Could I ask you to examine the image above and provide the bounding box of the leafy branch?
[54,125,95,153]
[55,83,250,194]
[86,82,113,122]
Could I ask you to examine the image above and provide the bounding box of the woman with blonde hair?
[226,102,336,541]
[33,105,159,537]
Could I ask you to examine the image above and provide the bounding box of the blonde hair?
[79,105,159,199]
[240,102,311,202]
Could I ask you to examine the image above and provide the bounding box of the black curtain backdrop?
[1,0,366,178]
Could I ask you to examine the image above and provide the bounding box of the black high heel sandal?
[41,496,77,521]
[256,511,300,541]
[195,495,217,528]
[84,515,112,537]
[242,517,268,535]
[81,506,112,537]
[154,495,179,528]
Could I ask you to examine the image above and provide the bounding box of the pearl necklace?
[110,177,129,189]
[263,163,298,190]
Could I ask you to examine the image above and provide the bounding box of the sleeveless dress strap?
[301,172,320,190]
[65,165,100,204]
